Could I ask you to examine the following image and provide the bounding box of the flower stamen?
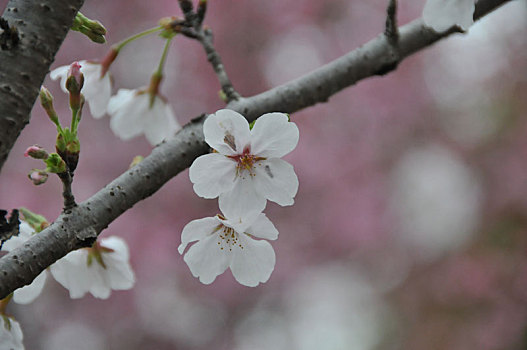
[217,225,244,252]
[227,147,266,178]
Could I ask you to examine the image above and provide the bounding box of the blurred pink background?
[1,0,527,349]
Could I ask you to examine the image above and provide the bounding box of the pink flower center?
[228,147,266,178]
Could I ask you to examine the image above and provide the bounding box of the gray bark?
[0,0,85,173]
[0,0,512,299]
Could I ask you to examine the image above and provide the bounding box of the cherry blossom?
[50,60,112,118]
[1,222,47,305]
[423,0,476,32]
[50,236,135,299]
[178,201,279,287]
[107,88,181,146]
[0,315,24,350]
[189,109,299,214]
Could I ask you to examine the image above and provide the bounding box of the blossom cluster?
[180,109,299,286]
[0,221,135,349]
[50,60,181,146]
[1,222,135,302]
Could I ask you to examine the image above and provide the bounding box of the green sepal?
[159,30,177,40]
[44,153,67,174]
[19,207,49,233]
[56,128,79,153]
[1,315,12,331]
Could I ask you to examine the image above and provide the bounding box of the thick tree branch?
[0,0,85,174]
[0,0,512,299]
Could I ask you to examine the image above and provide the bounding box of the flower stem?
[70,108,79,135]
[148,37,174,106]
[155,36,174,78]
[112,26,163,52]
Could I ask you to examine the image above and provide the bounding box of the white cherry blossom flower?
[178,201,278,287]
[423,0,476,32]
[107,88,181,146]
[189,109,299,214]
[0,315,24,350]
[1,222,47,305]
[50,236,135,299]
[50,60,112,118]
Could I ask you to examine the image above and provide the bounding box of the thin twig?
[197,28,241,102]
[385,0,399,44]
[58,172,77,211]
[172,1,240,102]
[177,0,194,22]
[196,0,207,26]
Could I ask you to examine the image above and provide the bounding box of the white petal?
[250,113,299,158]
[245,213,279,241]
[143,99,181,145]
[107,88,136,115]
[230,235,275,287]
[219,177,266,231]
[88,281,111,299]
[50,249,91,299]
[13,271,47,304]
[253,158,299,206]
[189,153,237,198]
[91,236,135,297]
[203,110,251,155]
[183,234,231,284]
[81,63,112,119]
[423,0,475,32]
[1,222,34,251]
[0,316,24,350]
[179,216,221,254]
[108,90,148,140]
[100,236,130,260]
[50,64,70,93]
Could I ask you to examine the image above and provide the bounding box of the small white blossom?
[423,0,476,32]
[50,236,135,299]
[50,60,112,118]
[179,201,279,287]
[107,88,181,146]
[0,315,24,350]
[1,222,47,305]
[189,109,299,215]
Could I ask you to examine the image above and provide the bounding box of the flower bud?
[28,169,48,185]
[39,86,60,126]
[66,62,84,95]
[71,12,107,44]
[44,153,67,174]
[24,145,49,159]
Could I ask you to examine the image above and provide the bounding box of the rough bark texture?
[0,0,512,299]
[0,0,85,173]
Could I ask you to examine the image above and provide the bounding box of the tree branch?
[0,0,85,174]
[0,0,512,299]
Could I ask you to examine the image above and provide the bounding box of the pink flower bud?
[28,169,48,185]
[68,62,82,80]
[24,145,49,159]
[66,61,84,95]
